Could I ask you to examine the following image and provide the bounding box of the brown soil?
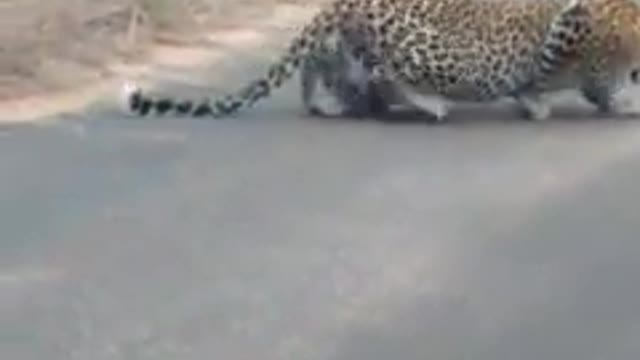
[0,0,326,123]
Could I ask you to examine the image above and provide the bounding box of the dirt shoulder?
[0,0,324,123]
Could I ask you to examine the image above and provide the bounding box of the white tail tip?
[118,81,141,114]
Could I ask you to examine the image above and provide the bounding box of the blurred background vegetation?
[0,0,307,99]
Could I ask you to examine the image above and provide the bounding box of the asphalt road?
[2,77,640,360]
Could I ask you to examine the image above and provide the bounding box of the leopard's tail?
[119,0,360,118]
[533,0,592,86]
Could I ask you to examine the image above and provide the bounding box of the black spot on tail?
[156,99,174,114]
[193,103,213,117]
[130,91,142,111]
[539,42,569,74]
[229,101,243,112]
[140,99,153,115]
[243,79,270,106]
[176,101,193,114]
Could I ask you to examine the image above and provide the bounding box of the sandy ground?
[0,0,318,123]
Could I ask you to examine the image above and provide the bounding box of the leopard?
[299,30,396,118]
[299,28,457,120]
[120,0,640,122]
[300,28,432,119]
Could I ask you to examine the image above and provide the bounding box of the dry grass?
[0,0,303,101]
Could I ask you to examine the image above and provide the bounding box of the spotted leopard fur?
[300,31,398,117]
[121,0,640,121]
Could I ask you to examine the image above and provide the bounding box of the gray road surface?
[2,74,640,360]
